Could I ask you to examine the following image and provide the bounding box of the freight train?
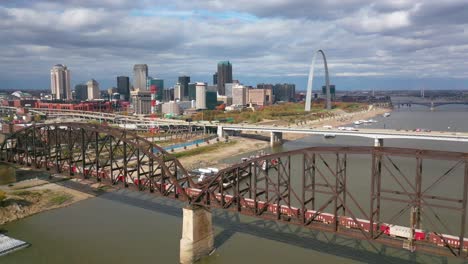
[43,162,468,252]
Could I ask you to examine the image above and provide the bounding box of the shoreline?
[282,106,390,141]
[0,176,112,225]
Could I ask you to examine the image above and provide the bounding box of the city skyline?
[1,1,468,90]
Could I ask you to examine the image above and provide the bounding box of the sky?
[1,0,468,91]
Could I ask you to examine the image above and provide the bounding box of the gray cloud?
[0,0,467,90]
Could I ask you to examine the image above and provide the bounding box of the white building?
[87,79,100,100]
[133,64,148,90]
[50,64,71,100]
[232,84,247,106]
[131,88,152,115]
[195,82,207,110]
[174,83,183,100]
[161,101,181,115]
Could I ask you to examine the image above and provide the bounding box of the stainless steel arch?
[304,50,331,111]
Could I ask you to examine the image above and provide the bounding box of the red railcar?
[429,233,468,250]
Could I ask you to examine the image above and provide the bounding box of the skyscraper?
[50,64,71,100]
[133,64,148,90]
[147,77,164,101]
[178,76,190,100]
[117,76,130,100]
[174,83,183,100]
[188,83,196,101]
[213,72,218,85]
[195,82,207,109]
[74,84,88,101]
[87,79,100,100]
[217,61,232,95]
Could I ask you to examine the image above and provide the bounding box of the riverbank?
[0,176,108,225]
[178,137,268,170]
[282,106,390,141]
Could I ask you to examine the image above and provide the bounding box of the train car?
[380,224,425,240]
[429,233,468,250]
[239,198,267,211]
[266,203,300,217]
[339,216,376,232]
[317,212,335,224]
[304,210,335,224]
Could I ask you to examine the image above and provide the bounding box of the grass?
[0,190,5,203]
[187,102,369,124]
[172,140,237,159]
[12,190,35,196]
[48,193,73,206]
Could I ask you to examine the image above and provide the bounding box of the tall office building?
[217,61,232,95]
[117,76,130,100]
[213,72,218,85]
[74,84,88,101]
[50,64,71,100]
[178,76,190,100]
[174,83,183,100]
[87,79,100,100]
[188,83,196,100]
[131,89,152,115]
[195,82,207,110]
[133,64,148,90]
[273,83,296,102]
[147,77,164,101]
[232,84,247,106]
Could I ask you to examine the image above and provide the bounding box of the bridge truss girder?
[1,124,468,259]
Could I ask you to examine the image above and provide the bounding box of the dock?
[0,234,29,256]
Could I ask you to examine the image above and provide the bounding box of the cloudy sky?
[1,0,467,91]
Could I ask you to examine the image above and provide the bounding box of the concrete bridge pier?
[430,101,435,111]
[270,132,283,147]
[374,138,384,147]
[217,126,224,139]
[180,205,214,264]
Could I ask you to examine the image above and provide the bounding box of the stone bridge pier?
[270,132,283,147]
[374,138,384,147]
[180,205,214,264]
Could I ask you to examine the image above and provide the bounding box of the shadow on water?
[99,189,459,264]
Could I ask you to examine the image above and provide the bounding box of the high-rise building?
[131,89,152,115]
[322,84,336,100]
[117,76,130,101]
[225,83,234,98]
[213,72,218,85]
[74,84,88,101]
[147,77,164,101]
[133,64,148,90]
[248,88,273,106]
[195,82,207,110]
[87,79,100,100]
[174,83,183,100]
[232,84,247,106]
[50,64,71,100]
[217,61,232,95]
[188,83,196,101]
[178,76,190,100]
[273,83,296,102]
[206,91,217,110]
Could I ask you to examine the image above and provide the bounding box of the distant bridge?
[393,100,468,109]
[218,124,468,147]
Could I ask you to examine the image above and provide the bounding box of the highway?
[220,124,468,143]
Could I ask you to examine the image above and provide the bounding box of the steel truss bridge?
[1,123,468,259]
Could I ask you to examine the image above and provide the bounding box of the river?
[2,104,468,264]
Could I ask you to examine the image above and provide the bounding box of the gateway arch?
[304,50,331,111]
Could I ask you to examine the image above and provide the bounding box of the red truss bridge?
[1,122,468,259]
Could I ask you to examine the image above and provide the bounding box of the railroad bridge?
[1,123,468,263]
